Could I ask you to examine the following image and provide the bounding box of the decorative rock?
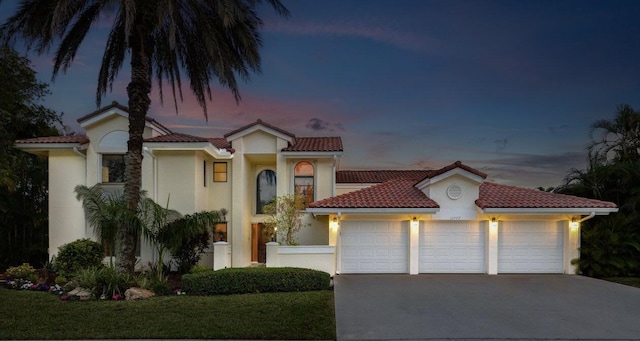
[125,287,155,300]
[67,287,92,301]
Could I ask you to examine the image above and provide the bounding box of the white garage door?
[499,221,563,273]
[419,221,485,273]
[340,221,408,273]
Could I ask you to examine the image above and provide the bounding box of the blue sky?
[2,0,640,188]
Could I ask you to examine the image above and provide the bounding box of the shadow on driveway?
[334,274,640,340]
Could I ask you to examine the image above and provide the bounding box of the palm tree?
[1,0,289,273]
[75,185,138,268]
[589,104,640,163]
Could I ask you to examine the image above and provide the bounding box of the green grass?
[604,277,640,289]
[0,287,335,340]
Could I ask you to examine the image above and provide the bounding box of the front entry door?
[251,223,275,263]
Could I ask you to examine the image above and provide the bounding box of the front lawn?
[0,287,335,340]
[604,277,640,289]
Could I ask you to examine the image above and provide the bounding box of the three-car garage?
[339,220,564,274]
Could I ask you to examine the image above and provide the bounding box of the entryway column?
[409,218,420,275]
[486,219,498,275]
[564,220,580,274]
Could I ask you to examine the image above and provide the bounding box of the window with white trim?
[294,161,314,207]
[101,154,125,183]
[256,170,276,214]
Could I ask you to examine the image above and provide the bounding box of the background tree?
[0,46,63,271]
[263,194,309,246]
[1,0,289,274]
[558,104,640,277]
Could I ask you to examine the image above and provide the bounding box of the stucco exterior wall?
[48,150,86,257]
[156,151,197,214]
[427,174,481,221]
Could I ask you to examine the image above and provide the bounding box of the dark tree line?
[0,46,64,271]
[557,104,640,277]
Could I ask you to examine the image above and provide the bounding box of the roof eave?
[478,207,619,215]
[144,142,233,159]
[282,151,343,158]
[306,207,440,215]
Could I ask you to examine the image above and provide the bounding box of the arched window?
[256,170,276,214]
[294,161,314,207]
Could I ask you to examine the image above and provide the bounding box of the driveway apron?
[334,274,640,340]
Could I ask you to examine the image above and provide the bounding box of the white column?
[266,242,280,268]
[486,220,498,275]
[564,220,580,274]
[213,241,231,270]
[409,219,420,275]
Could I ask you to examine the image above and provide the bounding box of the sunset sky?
[2,0,640,188]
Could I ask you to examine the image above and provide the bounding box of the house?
[15,102,618,275]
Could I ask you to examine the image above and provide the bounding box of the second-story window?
[101,154,125,183]
[294,161,314,207]
[256,170,276,214]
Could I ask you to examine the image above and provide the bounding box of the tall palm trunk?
[118,17,154,274]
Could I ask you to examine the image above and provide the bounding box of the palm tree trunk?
[117,19,154,275]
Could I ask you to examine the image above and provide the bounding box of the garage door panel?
[499,221,563,273]
[419,221,485,273]
[341,221,408,274]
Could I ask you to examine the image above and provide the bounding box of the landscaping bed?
[604,277,640,289]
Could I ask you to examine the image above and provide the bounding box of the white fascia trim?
[15,143,88,151]
[416,168,485,189]
[281,151,343,158]
[225,125,294,144]
[478,207,619,214]
[306,208,440,215]
[144,142,234,159]
[79,108,129,128]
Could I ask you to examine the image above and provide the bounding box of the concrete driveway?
[334,274,640,340]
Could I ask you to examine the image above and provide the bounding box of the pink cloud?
[147,83,353,137]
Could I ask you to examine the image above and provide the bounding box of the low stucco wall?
[266,244,335,276]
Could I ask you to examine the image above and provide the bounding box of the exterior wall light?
[330,217,339,231]
[489,217,498,230]
[411,217,419,230]
[569,218,580,230]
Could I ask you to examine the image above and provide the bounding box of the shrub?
[182,267,330,295]
[171,228,210,274]
[189,264,212,274]
[6,263,37,281]
[151,277,172,295]
[73,266,100,290]
[95,267,134,297]
[55,275,68,285]
[53,239,104,277]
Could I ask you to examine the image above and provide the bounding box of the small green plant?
[96,267,134,298]
[189,265,212,274]
[55,275,68,285]
[53,239,105,277]
[6,263,37,281]
[135,273,151,290]
[73,266,100,291]
[151,277,172,296]
[262,194,309,245]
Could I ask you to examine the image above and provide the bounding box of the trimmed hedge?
[181,267,330,295]
[53,239,104,277]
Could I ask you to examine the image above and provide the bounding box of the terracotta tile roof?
[76,101,172,134]
[336,170,434,183]
[282,137,343,152]
[476,182,617,209]
[144,133,209,143]
[426,161,487,180]
[209,137,232,150]
[224,119,295,139]
[77,101,129,123]
[308,179,439,209]
[15,135,90,144]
